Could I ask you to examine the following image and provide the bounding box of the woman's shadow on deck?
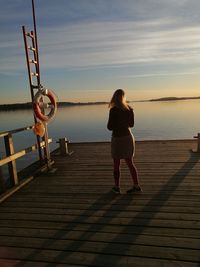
[17,150,200,266]
[88,150,200,266]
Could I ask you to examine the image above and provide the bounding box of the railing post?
[4,134,18,186]
[56,137,73,156]
[0,166,6,193]
[197,133,200,152]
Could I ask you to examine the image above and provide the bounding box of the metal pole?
[31,0,51,167]
[32,0,40,84]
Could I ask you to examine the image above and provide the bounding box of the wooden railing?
[0,125,52,201]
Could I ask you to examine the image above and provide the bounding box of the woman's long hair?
[109,89,130,110]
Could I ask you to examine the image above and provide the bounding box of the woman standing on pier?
[107,89,142,194]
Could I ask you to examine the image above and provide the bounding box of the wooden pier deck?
[0,140,200,266]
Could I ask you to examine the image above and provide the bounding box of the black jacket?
[107,106,134,137]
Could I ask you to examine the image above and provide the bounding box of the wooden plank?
[15,187,200,196]
[1,203,200,214]
[0,220,199,238]
[0,236,200,262]
[0,208,200,223]
[3,197,200,208]
[8,192,200,202]
[0,213,199,229]
[0,227,199,250]
[0,259,75,267]
[0,246,198,266]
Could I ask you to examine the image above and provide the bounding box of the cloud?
[1,5,200,77]
[121,69,200,79]
[37,19,200,70]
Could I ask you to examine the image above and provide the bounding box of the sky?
[1,0,200,104]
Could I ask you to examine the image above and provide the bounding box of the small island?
[149,96,200,102]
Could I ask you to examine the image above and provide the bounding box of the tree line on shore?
[0,101,108,111]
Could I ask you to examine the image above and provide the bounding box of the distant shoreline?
[149,96,200,102]
[0,96,200,111]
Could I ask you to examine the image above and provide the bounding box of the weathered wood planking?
[0,140,200,266]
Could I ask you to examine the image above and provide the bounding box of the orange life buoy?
[33,88,57,122]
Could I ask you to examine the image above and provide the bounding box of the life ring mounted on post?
[33,87,57,122]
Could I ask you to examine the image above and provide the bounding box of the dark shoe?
[112,186,121,194]
[127,185,142,194]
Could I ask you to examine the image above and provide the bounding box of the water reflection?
[134,100,200,140]
[48,104,111,144]
[0,100,200,172]
[48,100,200,142]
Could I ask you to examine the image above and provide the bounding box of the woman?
[107,89,142,194]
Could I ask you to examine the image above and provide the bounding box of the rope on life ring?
[33,87,57,122]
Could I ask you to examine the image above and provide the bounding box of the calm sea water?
[0,99,200,173]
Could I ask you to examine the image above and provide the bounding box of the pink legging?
[113,158,138,188]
